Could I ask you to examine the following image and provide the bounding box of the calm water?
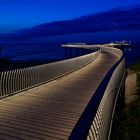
[0,42,64,61]
[0,39,140,67]
[122,43,140,67]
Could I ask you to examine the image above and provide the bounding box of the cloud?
[16,4,140,37]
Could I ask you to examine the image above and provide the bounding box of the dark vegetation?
[111,60,140,140]
[0,46,9,67]
[0,60,54,72]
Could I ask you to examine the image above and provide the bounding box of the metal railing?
[68,46,126,140]
[0,49,100,98]
[0,45,126,140]
[87,59,126,140]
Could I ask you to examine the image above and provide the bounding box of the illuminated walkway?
[0,50,120,140]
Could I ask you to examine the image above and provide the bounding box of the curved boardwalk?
[0,50,120,140]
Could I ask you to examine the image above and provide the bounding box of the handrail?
[68,46,126,140]
[0,48,100,98]
[0,45,126,140]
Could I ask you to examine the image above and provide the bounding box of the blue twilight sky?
[0,0,140,33]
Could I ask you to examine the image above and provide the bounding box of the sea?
[0,34,140,68]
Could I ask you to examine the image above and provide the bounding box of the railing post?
[76,48,79,56]
[69,47,72,58]
[82,48,85,55]
[64,47,67,59]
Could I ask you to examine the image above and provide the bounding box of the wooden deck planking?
[0,51,119,140]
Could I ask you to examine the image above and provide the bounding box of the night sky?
[0,0,140,33]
